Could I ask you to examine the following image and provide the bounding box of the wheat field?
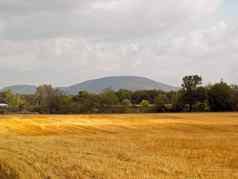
[0,113,238,179]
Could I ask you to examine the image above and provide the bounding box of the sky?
[0,0,237,87]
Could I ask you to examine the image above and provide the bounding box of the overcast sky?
[0,0,237,87]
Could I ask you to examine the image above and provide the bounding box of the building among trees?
[0,103,8,108]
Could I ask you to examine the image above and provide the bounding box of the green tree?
[1,90,26,111]
[192,101,210,112]
[208,81,232,111]
[231,85,238,111]
[73,91,101,113]
[140,100,150,108]
[121,99,132,106]
[171,90,185,112]
[181,75,203,111]
[182,75,202,91]
[116,89,132,103]
[34,85,62,113]
[100,89,119,106]
[131,90,160,104]
[155,94,168,111]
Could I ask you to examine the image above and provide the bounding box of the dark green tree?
[181,75,203,111]
[231,85,238,111]
[155,94,169,112]
[100,89,119,106]
[1,90,26,111]
[131,90,160,104]
[34,85,62,113]
[208,81,232,111]
[73,91,101,113]
[140,100,150,108]
[116,89,132,103]
[121,99,132,106]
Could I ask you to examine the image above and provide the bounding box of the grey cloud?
[0,0,238,88]
[0,0,89,16]
[0,0,223,40]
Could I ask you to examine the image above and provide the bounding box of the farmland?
[0,113,238,179]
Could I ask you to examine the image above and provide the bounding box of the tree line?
[0,75,238,114]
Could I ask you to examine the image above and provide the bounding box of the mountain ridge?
[1,84,37,95]
[0,76,178,95]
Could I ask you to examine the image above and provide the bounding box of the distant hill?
[60,76,177,94]
[0,76,177,95]
[0,85,37,95]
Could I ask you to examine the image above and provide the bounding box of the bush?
[139,100,150,108]
[192,102,210,112]
[121,99,132,106]
[208,82,232,111]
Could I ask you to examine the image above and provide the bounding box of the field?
[0,113,238,179]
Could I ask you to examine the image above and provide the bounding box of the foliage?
[121,99,132,106]
[116,89,132,103]
[100,89,119,106]
[192,101,210,112]
[34,85,63,113]
[0,90,26,111]
[1,75,238,114]
[181,75,203,111]
[208,81,232,111]
[155,94,169,112]
[73,91,101,113]
[231,86,238,111]
[139,100,150,108]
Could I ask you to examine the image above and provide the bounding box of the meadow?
[0,113,238,179]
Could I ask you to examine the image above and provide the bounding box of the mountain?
[60,76,177,94]
[0,76,177,95]
[0,85,37,95]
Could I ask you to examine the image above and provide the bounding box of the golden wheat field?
[0,113,238,179]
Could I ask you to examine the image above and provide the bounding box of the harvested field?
[0,113,238,179]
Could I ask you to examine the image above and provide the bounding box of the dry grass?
[0,113,238,179]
